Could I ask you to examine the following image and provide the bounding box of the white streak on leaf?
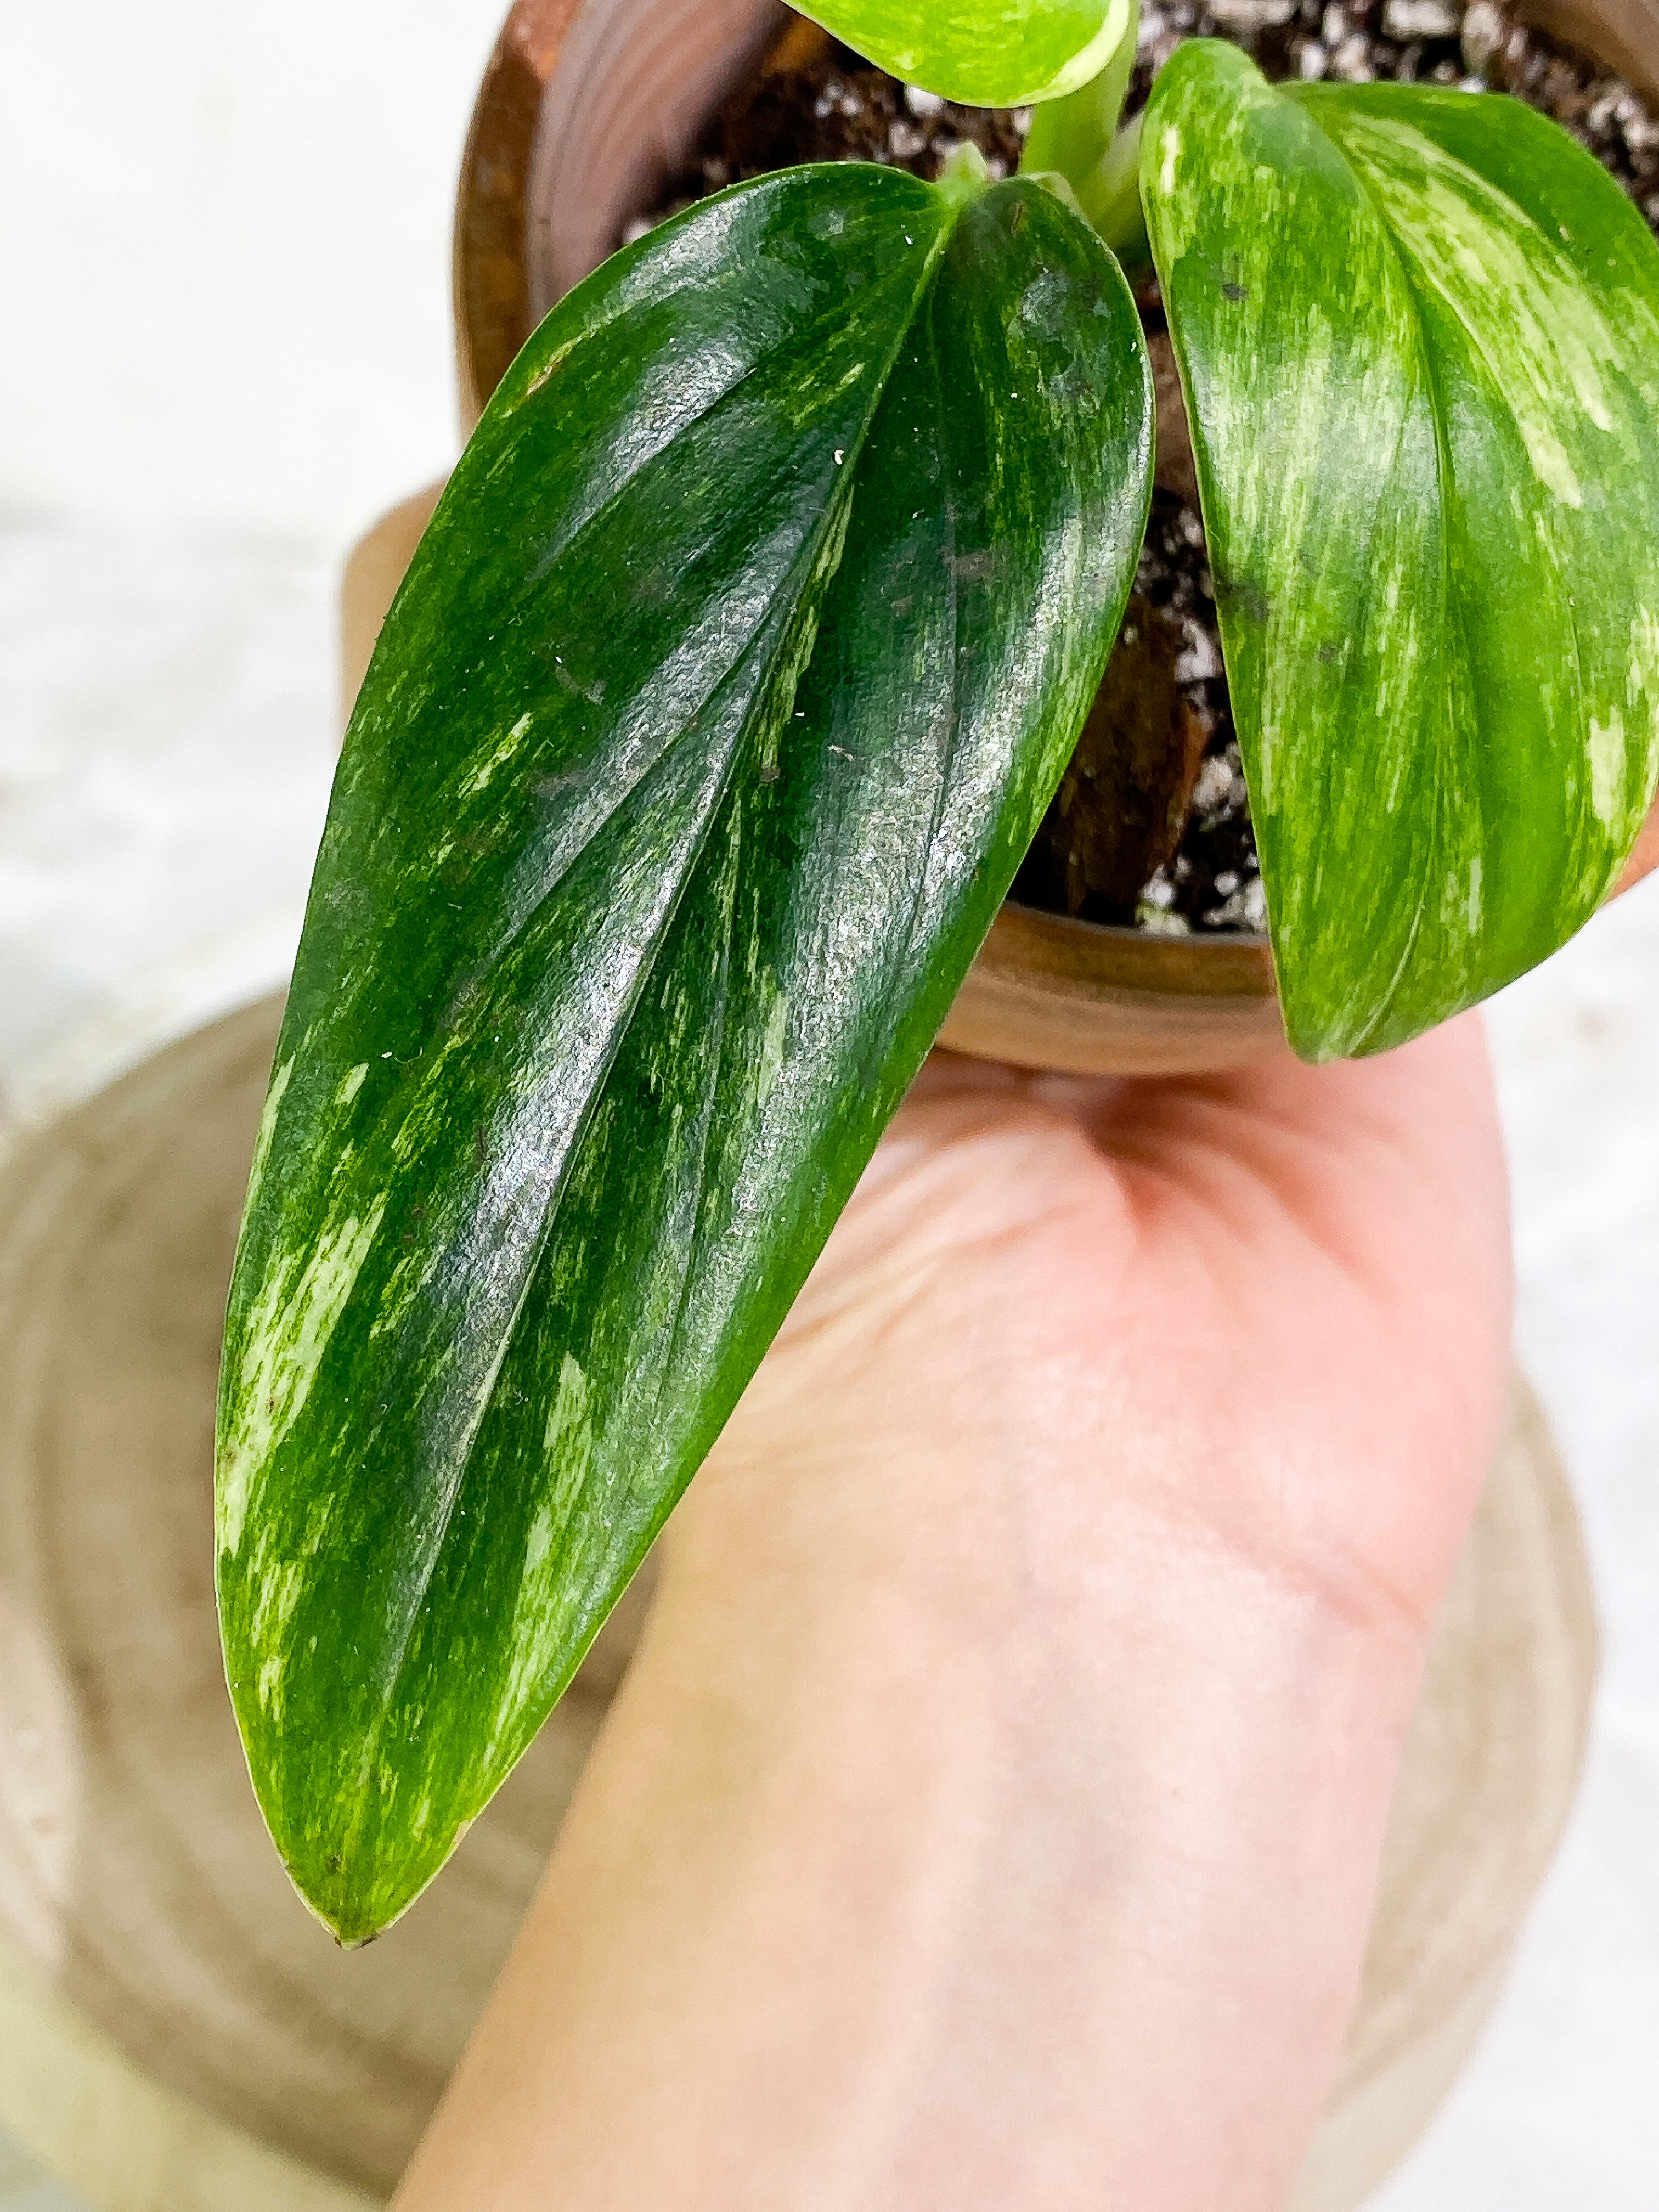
[1631,607,1659,740]
[1160,123,1181,198]
[218,1201,385,1555]
[492,1352,596,1747]
[461,712,534,797]
[522,336,578,398]
[758,985,788,1107]
[243,1056,292,1215]
[1328,113,1630,511]
[252,1559,304,1646]
[541,1351,594,1509]
[1588,709,1626,825]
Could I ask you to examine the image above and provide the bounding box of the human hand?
[394,1018,1511,2212]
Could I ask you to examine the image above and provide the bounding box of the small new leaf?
[216,163,1152,1941]
[798,0,1134,108]
[1143,44,1659,1058]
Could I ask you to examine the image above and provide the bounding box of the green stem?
[1019,0,1139,192]
[935,138,992,208]
[1078,110,1149,272]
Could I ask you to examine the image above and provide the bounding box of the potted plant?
[216,0,1659,1948]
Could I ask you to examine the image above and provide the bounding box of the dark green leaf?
[798,0,1132,107]
[216,162,1152,1941]
[1142,44,1659,1058]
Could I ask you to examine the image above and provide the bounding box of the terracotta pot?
[434,0,1659,1077]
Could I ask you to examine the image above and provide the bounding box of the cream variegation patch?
[1328,112,1630,512]
[242,1055,292,1217]
[1631,607,1659,752]
[218,1199,385,1556]
[490,1353,595,1741]
[1588,710,1627,828]
[1046,0,1132,100]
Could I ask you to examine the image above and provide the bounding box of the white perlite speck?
[1383,0,1459,37]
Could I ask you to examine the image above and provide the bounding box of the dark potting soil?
[630,5,1659,935]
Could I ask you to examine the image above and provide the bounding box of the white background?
[1,3,1656,2204]
[0,0,506,541]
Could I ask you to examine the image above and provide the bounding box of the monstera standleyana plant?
[217,0,1659,1941]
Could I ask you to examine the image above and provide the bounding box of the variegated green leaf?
[799,0,1133,107]
[216,161,1152,1942]
[1143,44,1659,1058]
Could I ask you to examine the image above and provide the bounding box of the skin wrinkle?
[1114,1421,1438,1644]
[992,1074,1503,1626]
[757,1101,1139,1378]
[1131,1079,1474,1297]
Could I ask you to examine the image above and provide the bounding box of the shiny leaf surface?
[799,0,1133,106]
[217,163,1152,1940]
[1143,44,1659,1057]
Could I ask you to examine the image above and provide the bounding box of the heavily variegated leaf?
[799,0,1133,107]
[216,162,1152,1941]
[1143,44,1659,1058]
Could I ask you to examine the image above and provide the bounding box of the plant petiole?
[1079,110,1150,270]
